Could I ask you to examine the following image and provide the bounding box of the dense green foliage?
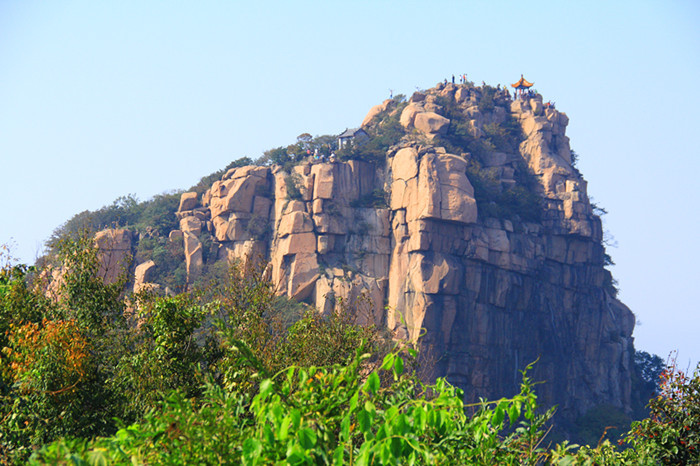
[285,172,304,200]
[0,237,383,463]
[45,156,262,292]
[350,189,390,209]
[30,355,558,465]
[1,236,126,459]
[1,238,698,464]
[48,193,180,250]
[259,134,338,171]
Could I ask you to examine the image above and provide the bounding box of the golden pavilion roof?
[511,75,534,89]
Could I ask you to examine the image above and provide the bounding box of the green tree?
[0,235,127,461]
[110,294,216,421]
[626,359,700,464]
[31,351,557,465]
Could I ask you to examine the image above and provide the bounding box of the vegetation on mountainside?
[337,95,408,165]
[1,239,697,464]
[433,86,543,223]
[45,85,540,286]
[44,156,261,292]
[0,236,383,463]
[47,193,181,249]
[261,95,408,170]
[259,133,338,171]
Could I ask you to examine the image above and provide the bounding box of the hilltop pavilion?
[511,74,534,98]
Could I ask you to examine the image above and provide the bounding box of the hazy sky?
[1,1,698,369]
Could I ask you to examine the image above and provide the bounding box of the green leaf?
[333,445,345,465]
[507,404,520,425]
[286,450,307,464]
[414,407,427,432]
[394,355,404,376]
[279,415,291,441]
[349,393,359,412]
[340,415,351,441]
[385,405,399,422]
[396,413,408,434]
[263,424,274,445]
[290,409,301,429]
[381,353,395,371]
[357,442,373,463]
[364,372,380,395]
[364,401,376,416]
[493,405,505,428]
[390,437,403,458]
[297,428,317,449]
[376,424,388,441]
[87,450,108,466]
[259,379,273,398]
[381,442,392,463]
[358,410,371,433]
[242,438,262,464]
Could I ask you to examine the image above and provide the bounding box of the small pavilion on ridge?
[511,74,534,98]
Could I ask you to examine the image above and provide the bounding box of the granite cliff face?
[109,82,635,426]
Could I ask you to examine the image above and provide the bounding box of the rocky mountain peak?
[92,80,635,430]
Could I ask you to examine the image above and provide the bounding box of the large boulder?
[286,253,319,301]
[179,216,202,235]
[410,91,426,103]
[413,112,450,138]
[94,228,132,284]
[133,260,157,293]
[209,166,270,219]
[178,192,198,212]
[310,163,334,199]
[393,152,477,225]
[361,99,393,127]
[392,147,419,181]
[399,103,423,129]
[278,210,314,237]
[276,232,317,256]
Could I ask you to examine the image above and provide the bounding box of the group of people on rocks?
[436,76,520,105]
[441,75,523,98]
[309,148,336,164]
[512,88,542,100]
[445,73,470,85]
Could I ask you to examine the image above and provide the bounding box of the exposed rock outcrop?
[94,228,133,285]
[91,81,635,432]
[133,260,157,293]
[413,112,450,138]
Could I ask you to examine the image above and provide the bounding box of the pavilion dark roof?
[338,127,366,138]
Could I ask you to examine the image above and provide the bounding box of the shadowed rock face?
[101,83,636,428]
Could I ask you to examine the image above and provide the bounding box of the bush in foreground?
[29,350,700,465]
[31,349,556,465]
[3,238,700,464]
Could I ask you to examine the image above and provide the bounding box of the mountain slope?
[69,80,636,433]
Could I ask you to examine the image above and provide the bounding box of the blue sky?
[1,1,698,369]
